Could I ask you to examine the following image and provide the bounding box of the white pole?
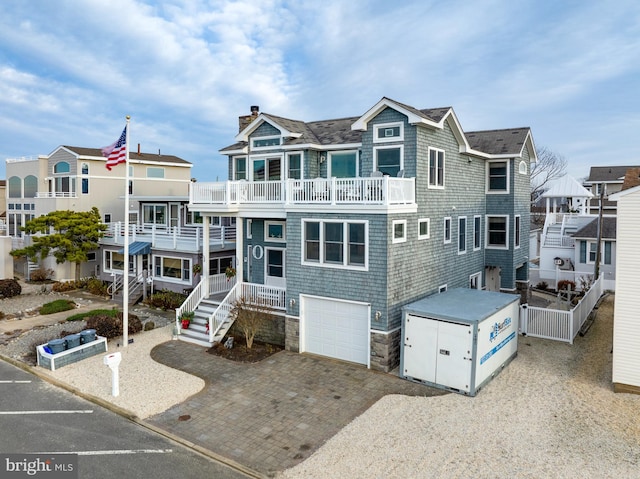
[123,116,131,348]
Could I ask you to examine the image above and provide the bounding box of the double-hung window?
[473,215,482,250]
[487,160,509,193]
[458,217,467,254]
[514,215,521,249]
[443,217,452,244]
[486,215,509,249]
[234,157,247,180]
[428,148,445,188]
[302,219,367,269]
[287,153,302,180]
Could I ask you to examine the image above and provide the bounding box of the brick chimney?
[622,167,640,190]
[238,105,260,133]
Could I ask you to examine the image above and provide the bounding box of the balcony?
[100,222,236,252]
[190,177,416,212]
[36,192,77,198]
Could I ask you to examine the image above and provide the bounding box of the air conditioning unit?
[554,257,574,271]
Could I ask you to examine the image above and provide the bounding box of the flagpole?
[123,115,130,348]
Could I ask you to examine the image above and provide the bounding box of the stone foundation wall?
[370,329,401,372]
[285,315,300,352]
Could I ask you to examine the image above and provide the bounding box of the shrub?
[66,308,119,322]
[535,281,548,291]
[144,321,155,331]
[230,295,275,349]
[557,280,577,292]
[0,279,21,299]
[29,268,54,282]
[86,278,108,296]
[144,290,187,310]
[85,312,142,339]
[39,299,76,315]
[52,281,79,292]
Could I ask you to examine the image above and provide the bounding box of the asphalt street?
[0,360,249,479]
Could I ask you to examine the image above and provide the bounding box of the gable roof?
[585,165,640,183]
[572,217,617,240]
[61,146,191,166]
[465,128,532,156]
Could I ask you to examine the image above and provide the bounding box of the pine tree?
[11,207,107,280]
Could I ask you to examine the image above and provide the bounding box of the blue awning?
[117,241,152,256]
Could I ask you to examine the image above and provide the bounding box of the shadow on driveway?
[148,340,445,477]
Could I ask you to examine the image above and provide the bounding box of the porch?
[176,273,287,347]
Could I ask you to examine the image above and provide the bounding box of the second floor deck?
[189,177,416,214]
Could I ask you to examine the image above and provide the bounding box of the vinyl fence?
[519,276,604,344]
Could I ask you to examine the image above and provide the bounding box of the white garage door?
[301,295,370,366]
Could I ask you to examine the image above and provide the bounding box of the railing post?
[331,177,337,205]
[383,176,389,204]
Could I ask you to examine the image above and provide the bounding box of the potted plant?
[180,311,195,329]
[225,266,236,282]
[192,263,202,275]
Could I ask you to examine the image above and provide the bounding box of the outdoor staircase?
[178,297,235,348]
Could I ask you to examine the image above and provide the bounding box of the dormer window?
[373,122,404,143]
[252,136,281,149]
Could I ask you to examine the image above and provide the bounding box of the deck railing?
[102,222,235,249]
[190,177,416,206]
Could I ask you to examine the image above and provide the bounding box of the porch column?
[235,218,243,282]
[203,215,210,293]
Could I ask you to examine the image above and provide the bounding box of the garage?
[300,295,370,366]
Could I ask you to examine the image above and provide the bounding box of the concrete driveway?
[147,341,444,477]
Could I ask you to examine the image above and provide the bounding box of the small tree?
[10,207,107,280]
[229,295,274,349]
[531,146,568,208]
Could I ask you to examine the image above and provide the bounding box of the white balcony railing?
[190,177,416,207]
[36,192,77,198]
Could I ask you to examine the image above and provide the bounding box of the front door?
[265,247,285,288]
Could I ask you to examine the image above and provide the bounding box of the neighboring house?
[537,175,618,290]
[583,165,640,215]
[609,184,640,394]
[181,97,535,372]
[5,146,235,292]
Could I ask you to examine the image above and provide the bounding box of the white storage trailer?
[400,288,520,396]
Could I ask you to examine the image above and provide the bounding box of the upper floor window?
[234,157,247,180]
[302,219,367,270]
[487,160,509,193]
[265,221,286,242]
[518,161,527,175]
[418,218,430,240]
[81,163,89,175]
[373,122,404,143]
[458,217,467,254]
[580,240,612,265]
[252,136,280,149]
[486,215,509,249]
[143,204,166,225]
[374,145,403,177]
[473,215,482,250]
[186,210,203,224]
[329,151,358,178]
[392,219,407,244]
[147,167,165,178]
[443,217,452,244]
[287,153,302,180]
[54,161,70,174]
[8,176,21,198]
[428,148,445,188]
[514,215,521,249]
[252,156,281,181]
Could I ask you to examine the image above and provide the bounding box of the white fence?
[520,276,604,344]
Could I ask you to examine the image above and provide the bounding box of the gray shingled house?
[179,97,535,372]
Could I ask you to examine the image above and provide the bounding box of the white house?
[609,184,640,394]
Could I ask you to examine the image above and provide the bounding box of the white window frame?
[250,153,283,181]
[265,220,286,243]
[443,217,452,244]
[428,147,445,189]
[153,255,191,283]
[458,216,467,255]
[486,160,510,194]
[439,284,448,293]
[514,215,521,249]
[286,151,303,180]
[328,150,359,178]
[473,215,482,251]
[485,215,510,250]
[374,145,404,176]
[518,160,527,175]
[301,218,368,270]
[265,246,286,281]
[251,135,281,150]
[233,156,247,180]
[587,241,598,264]
[373,121,404,143]
[418,218,430,240]
[104,250,125,273]
[392,219,407,244]
[246,219,252,239]
[469,272,482,290]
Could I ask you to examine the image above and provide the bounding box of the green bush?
[0,279,21,299]
[86,278,108,296]
[144,290,187,310]
[52,281,79,292]
[29,268,54,282]
[85,312,142,339]
[39,299,76,315]
[144,321,155,331]
[66,308,119,322]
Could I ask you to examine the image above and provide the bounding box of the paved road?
[0,360,250,479]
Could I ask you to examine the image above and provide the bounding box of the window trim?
[301,218,368,270]
[249,153,283,181]
[458,216,467,255]
[251,135,281,150]
[328,150,359,178]
[514,215,521,249]
[392,219,407,244]
[265,246,286,281]
[373,121,404,144]
[153,254,191,283]
[374,144,404,177]
[439,284,448,293]
[443,217,452,244]
[104,250,125,273]
[265,220,286,243]
[518,160,527,175]
[233,156,247,180]
[428,147,445,189]
[246,219,252,239]
[469,272,482,290]
[286,151,303,180]
[473,215,482,251]
[418,218,430,240]
[485,214,510,250]
[486,159,510,194]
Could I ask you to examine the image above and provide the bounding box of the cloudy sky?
[1,0,639,182]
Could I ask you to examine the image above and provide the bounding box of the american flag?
[101,125,127,170]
